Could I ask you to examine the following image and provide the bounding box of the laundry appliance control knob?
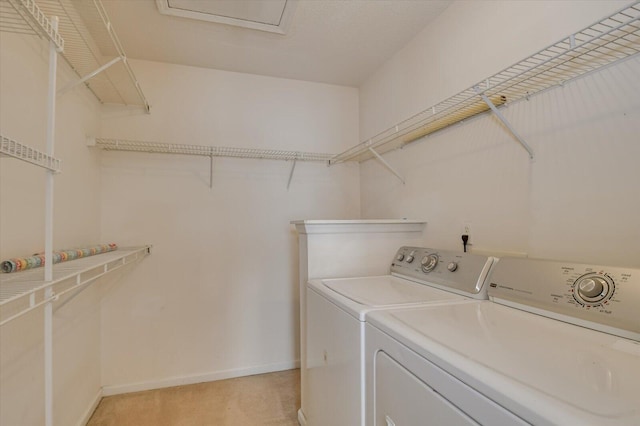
[421,254,438,272]
[447,262,458,272]
[396,253,405,262]
[406,255,414,263]
[577,276,608,300]
[573,273,614,305]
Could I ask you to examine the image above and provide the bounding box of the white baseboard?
[102,359,300,396]
[78,388,103,426]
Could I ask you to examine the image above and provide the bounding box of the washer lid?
[369,302,640,425]
[322,275,465,306]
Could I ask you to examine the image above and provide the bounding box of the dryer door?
[375,351,478,426]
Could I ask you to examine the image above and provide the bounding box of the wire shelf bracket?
[368,147,405,184]
[36,0,150,113]
[57,55,121,96]
[286,159,297,190]
[329,1,640,165]
[474,86,534,159]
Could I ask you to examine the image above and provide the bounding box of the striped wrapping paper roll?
[1,243,118,273]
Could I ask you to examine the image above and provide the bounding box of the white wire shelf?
[0,245,151,326]
[1,134,62,172]
[36,0,150,112]
[0,0,64,50]
[91,138,335,162]
[330,1,640,164]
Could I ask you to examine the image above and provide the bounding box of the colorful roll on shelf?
[1,243,118,273]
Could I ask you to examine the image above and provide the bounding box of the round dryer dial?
[573,273,614,306]
[421,254,438,273]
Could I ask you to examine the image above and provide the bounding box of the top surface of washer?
[309,275,470,320]
[324,275,466,305]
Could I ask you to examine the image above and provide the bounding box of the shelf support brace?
[368,147,405,184]
[209,154,214,188]
[57,56,123,96]
[286,159,297,190]
[475,86,534,159]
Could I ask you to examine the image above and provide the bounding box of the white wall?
[359,0,640,267]
[98,60,360,393]
[0,33,103,425]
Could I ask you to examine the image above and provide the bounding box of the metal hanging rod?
[330,1,640,164]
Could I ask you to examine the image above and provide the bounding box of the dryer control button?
[396,253,405,261]
[405,255,414,263]
[447,262,458,272]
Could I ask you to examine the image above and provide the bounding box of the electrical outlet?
[462,222,472,245]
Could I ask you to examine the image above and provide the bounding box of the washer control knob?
[421,254,438,272]
[396,253,405,262]
[406,255,414,263]
[447,262,458,272]
[577,276,606,299]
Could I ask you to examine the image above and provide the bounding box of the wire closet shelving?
[0,246,151,327]
[90,138,337,189]
[0,134,62,171]
[330,1,640,165]
[0,0,64,172]
[92,138,335,162]
[0,0,63,48]
[36,0,150,112]
[1,3,151,425]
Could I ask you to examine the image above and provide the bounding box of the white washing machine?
[366,256,640,426]
[303,246,496,426]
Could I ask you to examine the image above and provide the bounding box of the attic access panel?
[156,0,297,34]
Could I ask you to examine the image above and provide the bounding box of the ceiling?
[100,0,452,87]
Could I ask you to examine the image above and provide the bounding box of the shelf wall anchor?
[368,147,405,184]
[474,87,534,159]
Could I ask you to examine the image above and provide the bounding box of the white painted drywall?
[98,60,360,392]
[359,0,640,267]
[0,33,103,425]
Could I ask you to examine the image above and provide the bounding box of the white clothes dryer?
[302,247,496,426]
[365,256,640,426]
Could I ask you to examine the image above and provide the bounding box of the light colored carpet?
[87,369,300,426]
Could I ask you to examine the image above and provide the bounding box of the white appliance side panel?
[306,288,361,426]
[375,351,478,426]
[295,223,425,422]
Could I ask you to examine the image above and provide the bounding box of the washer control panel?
[488,257,640,341]
[390,247,496,299]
